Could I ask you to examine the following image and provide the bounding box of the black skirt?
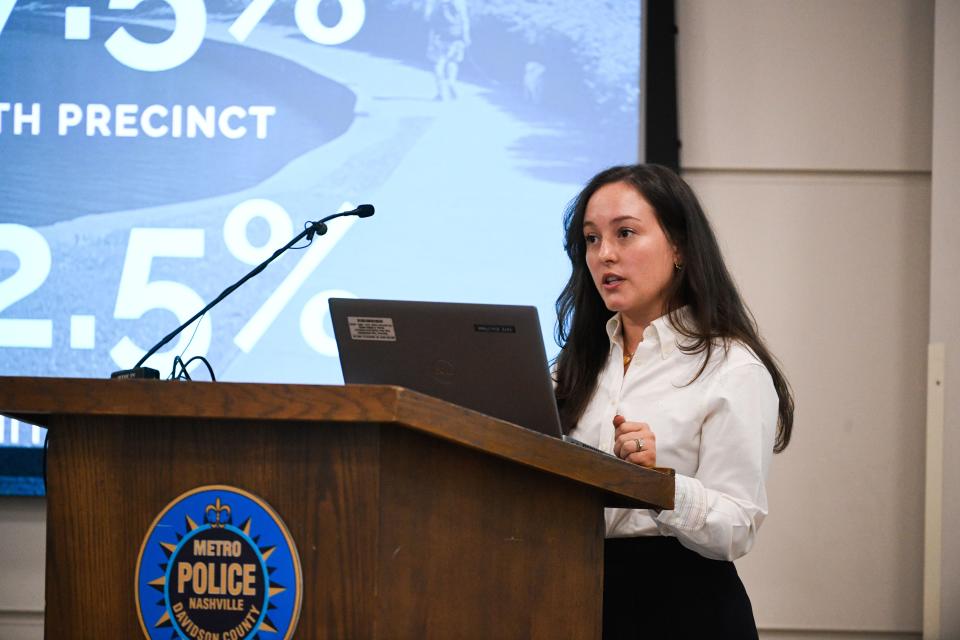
[603,537,759,640]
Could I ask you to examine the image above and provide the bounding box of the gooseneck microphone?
[110,204,376,380]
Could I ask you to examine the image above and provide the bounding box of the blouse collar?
[605,307,691,360]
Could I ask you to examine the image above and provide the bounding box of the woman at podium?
[553,164,794,639]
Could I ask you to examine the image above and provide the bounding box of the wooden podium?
[0,377,673,639]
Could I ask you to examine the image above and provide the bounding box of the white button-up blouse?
[567,311,779,561]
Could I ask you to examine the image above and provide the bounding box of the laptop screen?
[329,298,563,438]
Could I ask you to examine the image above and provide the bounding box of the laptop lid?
[329,298,563,438]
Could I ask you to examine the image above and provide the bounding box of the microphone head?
[354,204,375,218]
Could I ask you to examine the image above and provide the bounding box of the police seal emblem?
[135,485,302,640]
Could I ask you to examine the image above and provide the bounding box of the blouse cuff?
[655,474,707,531]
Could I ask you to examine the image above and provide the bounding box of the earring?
[674,261,683,271]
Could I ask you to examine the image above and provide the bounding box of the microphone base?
[110,367,160,380]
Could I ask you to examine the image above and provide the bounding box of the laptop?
[328,298,564,438]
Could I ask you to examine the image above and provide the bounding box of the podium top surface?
[0,376,673,509]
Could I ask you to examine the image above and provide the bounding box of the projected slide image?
[1,0,640,388]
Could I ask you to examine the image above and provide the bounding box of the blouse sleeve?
[653,362,778,561]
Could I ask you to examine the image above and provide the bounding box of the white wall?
[0,498,45,639]
[927,0,960,637]
[678,0,932,172]
[675,0,935,637]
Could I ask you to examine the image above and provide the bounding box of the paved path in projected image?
[201,20,579,382]
[202,18,580,212]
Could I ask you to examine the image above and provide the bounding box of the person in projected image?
[424,0,470,101]
[553,164,794,639]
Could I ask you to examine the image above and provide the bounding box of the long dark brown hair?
[554,164,794,452]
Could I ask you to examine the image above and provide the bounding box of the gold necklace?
[623,350,634,366]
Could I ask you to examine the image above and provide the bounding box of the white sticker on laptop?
[347,316,397,342]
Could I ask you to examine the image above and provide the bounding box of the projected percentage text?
[0,0,366,72]
[0,199,358,375]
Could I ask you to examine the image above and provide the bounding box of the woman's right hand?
[612,414,657,468]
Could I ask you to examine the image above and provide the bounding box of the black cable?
[170,355,192,381]
[182,356,217,381]
[175,311,207,370]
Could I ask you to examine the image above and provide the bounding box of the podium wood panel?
[43,415,373,637]
[0,377,674,639]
